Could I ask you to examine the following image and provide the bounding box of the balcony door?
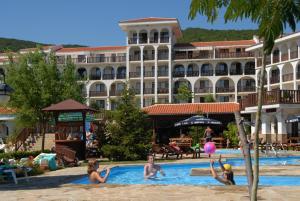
[96,84,105,92]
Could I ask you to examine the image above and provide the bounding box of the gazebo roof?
[42,99,96,112]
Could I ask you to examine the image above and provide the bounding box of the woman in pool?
[87,160,111,183]
[210,155,235,185]
[144,154,165,179]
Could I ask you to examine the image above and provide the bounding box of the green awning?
[58,112,94,122]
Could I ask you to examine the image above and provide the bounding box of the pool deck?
[1,154,300,201]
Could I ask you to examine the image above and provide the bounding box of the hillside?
[178,28,257,43]
[0,37,85,53]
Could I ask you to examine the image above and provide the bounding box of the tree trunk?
[41,122,46,152]
[234,111,253,195]
[251,43,267,201]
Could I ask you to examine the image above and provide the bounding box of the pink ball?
[204,142,216,154]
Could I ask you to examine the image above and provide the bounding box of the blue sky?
[0,0,298,46]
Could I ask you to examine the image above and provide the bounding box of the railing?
[194,87,213,93]
[270,76,280,84]
[245,69,255,75]
[158,53,169,60]
[173,52,213,60]
[116,73,126,79]
[230,70,243,75]
[160,36,169,43]
[128,38,138,44]
[281,53,289,62]
[201,70,214,76]
[89,74,101,80]
[215,52,254,58]
[14,128,34,151]
[144,88,154,94]
[157,88,169,94]
[144,54,154,60]
[216,87,235,93]
[173,71,185,77]
[139,38,147,44]
[144,71,154,77]
[102,74,114,80]
[290,51,298,59]
[240,90,300,110]
[187,71,199,77]
[130,55,141,61]
[110,90,122,96]
[129,72,141,78]
[237,86,256,92]
[89,91,107,97]
[273,55,280,63]
[282,73,294,82]
[87,56,126,63]
[150,37,158,43]
[215,70,228,76]
[157,71,168,77]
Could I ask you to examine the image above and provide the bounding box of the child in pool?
[210,155,235,185]
[144,154,165,179]
[87,160,111,183]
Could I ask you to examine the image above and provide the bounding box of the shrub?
[0,150,51,160]
[102,144,150,161]
[188,126,206,145]
[223,122,239,146]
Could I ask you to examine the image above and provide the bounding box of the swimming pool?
[72,156,300,186]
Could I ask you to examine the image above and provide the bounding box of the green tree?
[102,87,151,161]
[176,83,193,103]
[189,0,300,200]
[223,122,239,146]
[6,50,84,151]
[203,94,215,102]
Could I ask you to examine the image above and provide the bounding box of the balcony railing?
[157,88,169,94]
[174,52,213,60]
[273,55,280,63]
[187,71,199,77]
[270,76,280,84]
[144,54,154,60]
[237,86,256,92]
[290,51,298,59]
[245,69,255,75]
[110,90,122,96]
[160,36,169,43]
[158,53,169,60]
[89,91,107,97]
[144,71,154,77]
[116,73,126,79]
[240,90,300,110]
[194,87,213,93]
[130,55,141,61]
[89,74,101,80]
[144,88,154,94]
[129,72,141,78]
[215,70,228,76]
[215,52,254,58]
[139,38,147,44]
[230,70,243,75]
[281,53,289,62]
[216,87,235,93]
[128,38,138,44]
[201,70,214,76]
[103,74,114,80]
[173,71,185,77]
[87,56,126,63]
[150,37,158,43]
[157,71,168,77]
[282,73,294,82]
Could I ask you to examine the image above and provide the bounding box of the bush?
[0,150,51,160]
[188,126,206,145]
[102,144,150,161]
[223,122,239,146]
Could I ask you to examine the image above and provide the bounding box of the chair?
[56,145,78,167]
[164,145,183,159]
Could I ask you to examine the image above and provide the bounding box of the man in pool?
[210,155,235,185]
[144,154,165,179]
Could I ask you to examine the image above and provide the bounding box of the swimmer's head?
[147,154,154,164]
[223,164,232,172]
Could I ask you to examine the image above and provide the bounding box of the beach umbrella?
[286,115,300,123]
[174,115,222,127]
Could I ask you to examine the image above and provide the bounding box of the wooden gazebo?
[42,99,96,160]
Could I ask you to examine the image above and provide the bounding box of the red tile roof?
[120,17,177,23]
[143,103,240,116]
[57,46,126,53]
[175,40,255,48]
[0,107,16,115]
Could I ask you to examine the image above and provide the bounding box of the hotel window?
[219,96,229,102]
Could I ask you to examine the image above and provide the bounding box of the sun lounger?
[164,145,183,159]
[151,144,168,159]
[0,165,30,184]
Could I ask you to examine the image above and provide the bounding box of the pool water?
[72,156,300,186]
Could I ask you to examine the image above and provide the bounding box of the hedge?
[0,150,51,160]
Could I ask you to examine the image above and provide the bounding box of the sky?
[0,0,298,47]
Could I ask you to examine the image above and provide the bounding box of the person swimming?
[144,154,165,179]
[210,155,235,185]
[87,160,111,183]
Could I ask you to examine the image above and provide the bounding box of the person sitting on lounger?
[210,155,235,185]
[144,154,165,179]
[87,160,110,183]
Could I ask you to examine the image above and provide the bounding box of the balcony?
[89,91,107,97]
[133,88,140,94]
[102,74,114,80]
[273,55,280,63]
[158,71,168,77]
[270,76,280,84]
[174,52,213,60]
[129,72,141,78]
[187,71,199,77]
[230,69,243,75]
[71,56,126,64]
[282,73,293,82]
[89,74,101,80]
[150,37,158,43]
[245,69,255,75]
[215,70,228,76]
[139,38,147,44]
[143,54,154,61]
[130,55,141,61]
[160,36,169,43]
[215,52,254,58]
[240,90,300,110]
[128,38,138,44]
[194,87,213,93]
[216,87,235,93]
[116,73,126,79]
[144,71,154,77]
[281,53,289,62]
[237,86,256,92]
[144,88,154,94]
[201,70,214,76]
[110,90,122,96]
[172,72,185,77]
[290,51,298,59]
[158,53,169,60]
[157,88,169,94]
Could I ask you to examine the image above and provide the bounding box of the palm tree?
[189,0,300,200]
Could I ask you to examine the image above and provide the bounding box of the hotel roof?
[0,107,16,115]
[119,17,178,23]
[56,46,126,53]
[143,103,240,116]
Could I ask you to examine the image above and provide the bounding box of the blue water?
[72,156,300,186]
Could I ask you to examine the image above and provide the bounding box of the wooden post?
[152,119,156,144]
[82,111,86,160]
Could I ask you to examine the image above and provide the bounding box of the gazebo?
[42,99,96,160]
